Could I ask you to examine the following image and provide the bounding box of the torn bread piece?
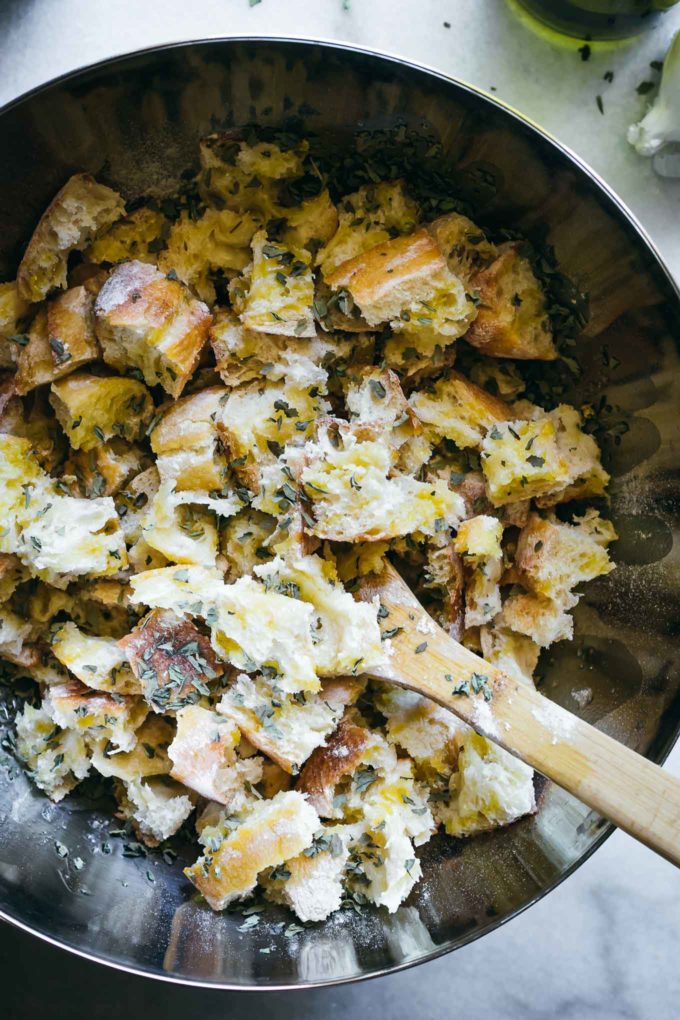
[158,208,257,303]
[14,287,100,394]
[150,387,230,493]
[296,712,381,816]
[185,790,319,911]
[534,404,610,506]
[140,482,219,567]
[210,308,329,390]
[480,416,572,506]
[17,173,125,302]
[43,680,148,753]
[454,515,504,628]
[326,228,475,337]
[515,509,616,604]
[220,509,276,580]
[0,386,67,475]
[434,731,536,838]
[0,554,29,604]
[115,776,195,847]
[409,371,512,450]
[168,704,262,806]
[426,212,498,281]
[480,623,540,687]
[262,825,351,922]
[375,686,464,782]
[64,439,149,499]
[210,575,319,694]
[300,420,463,542]
[499,590,573,647]
[217,675,362,774]
[119,608,224,713]
[50,620,140,695]
[128,564,224,617]
[114,467,161,544]
[230,230,316,338]
[344,366,432,474]
[89,713,175,780]
[254,551,384,679]
[318,180,419,279]
[86,206,169,267]
[95,260,212,398]
[15,703,91,801]
[466,242,557,360]
[217,379,326,492]
[0,280,31,369]
[16,492,128,588]
[50,372,153,451]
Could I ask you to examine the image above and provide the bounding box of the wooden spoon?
[355,561,680,867]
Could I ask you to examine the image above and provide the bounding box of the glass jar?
[514,0,678,39]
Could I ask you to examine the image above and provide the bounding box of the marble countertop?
[1,2,679,1018]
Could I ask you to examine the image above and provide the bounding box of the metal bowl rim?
[0,33,678,992]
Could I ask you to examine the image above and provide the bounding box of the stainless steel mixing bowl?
[0,38,678,990]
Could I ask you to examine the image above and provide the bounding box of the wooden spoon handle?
[362,567,680,866]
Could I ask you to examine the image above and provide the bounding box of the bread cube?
[318,180,419,278]
[17,492,128,588]
[0,553,28,604]
[426,212,497,281]
[500,591,573,647]
[168,704,262,805]
[51,620,140,695]
[95,260,212,398]
[114,466,160,543]
[276,189,338,252]
[0,281,31,369]
[515,510,616,604]
[157,208,257,303]
[480,623,540,686]
[119,608,224,712]
[128,564,224,618]
[15,703,91,801]
[254,551,384,679]
[17,173,125,302]
[300,422,463,542]
[210,574,319,693]
[90,713,175,781]
[115,776,194,847]
[231,230,316,338]
[150,386,230,493]
[326,229,474,337]
[480,417,571,506]
[454,515,504,628]
[86,206,169,266]
[466,242,557,360]
[409,371,512,450]
[220,509,276,581]
[210,307,329,390]
[434,731,536,838]
[198,134,308,220]
[185,790,319,911]
[64,440,149,498]
[140,483,219,567]
[14,284,100,394]
[0,388,67,473]
[535,404,609,506]
[262,827,350,922]
[375,686,463,781]
[43,680,148,753]
[50,372,153,451]
[217,379,325,491]
[217,675,359,774]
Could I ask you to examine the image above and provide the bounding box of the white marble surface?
[1,1,680,1017]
